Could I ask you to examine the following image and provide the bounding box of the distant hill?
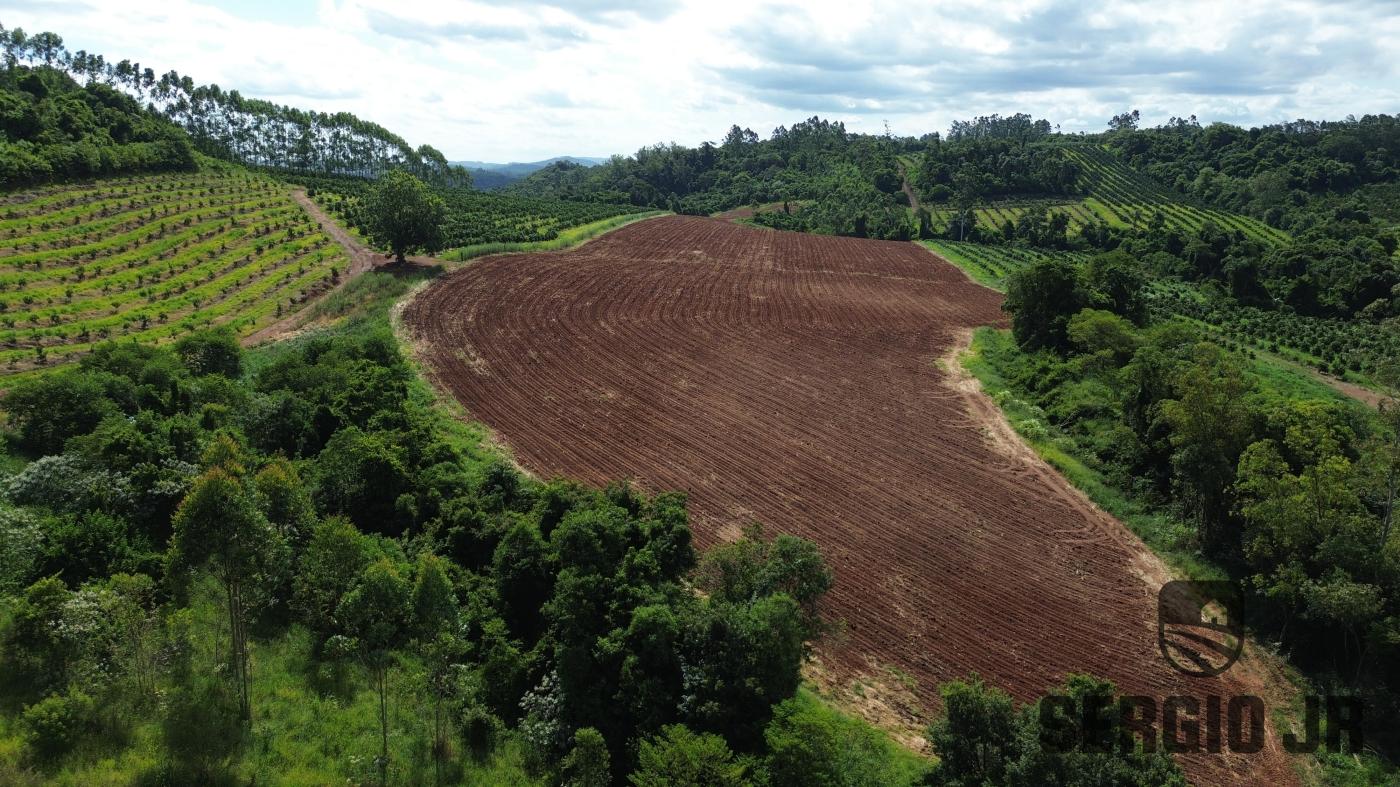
[451,156,610,190]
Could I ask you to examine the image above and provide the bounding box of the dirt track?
[403,215,1298,785]
[245,189,439,346]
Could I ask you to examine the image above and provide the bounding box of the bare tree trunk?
[1379,461,1396,551]
[378,666,389,787]
[224,578,251,722]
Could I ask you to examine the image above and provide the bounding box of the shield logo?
[1158,580,1244,677]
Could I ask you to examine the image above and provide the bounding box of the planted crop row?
[1147,282,1399,378]
[923,240,1090,289]
[1065,146,1290,245]
[280,172,651,251]
[926,199,1096,236]
[0,171,349,375]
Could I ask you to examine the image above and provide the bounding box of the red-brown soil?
[402,215,1298,785]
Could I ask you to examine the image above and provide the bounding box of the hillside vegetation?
[283,171,655,259]
[0,52,194,186]
[0,25,467,189]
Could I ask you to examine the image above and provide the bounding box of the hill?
[0,27,467,190]
[452,156,609,176]
[453,157,610,191]
[0,60,195,187]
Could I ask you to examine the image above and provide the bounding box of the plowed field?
[403,215,1297,785]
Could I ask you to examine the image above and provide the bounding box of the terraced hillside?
[918,145,1290,244]
[1065,145,1290,243]
[0,170,348,375]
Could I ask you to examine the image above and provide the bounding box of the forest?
[509,117,918,240]
[0,25,469,189]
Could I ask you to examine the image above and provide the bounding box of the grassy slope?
[439,210,669,263]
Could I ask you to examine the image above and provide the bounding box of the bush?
[20,689,96,761]
[765,690,928,786]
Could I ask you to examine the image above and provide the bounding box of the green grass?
[438,210,668,262]
[960,328,1223,581]
[775,688,931,785]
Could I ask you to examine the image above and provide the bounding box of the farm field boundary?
[403,215,1299,785]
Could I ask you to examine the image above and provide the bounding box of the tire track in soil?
[402,215,1299,786]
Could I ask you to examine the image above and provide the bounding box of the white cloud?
[2,0,1397,161]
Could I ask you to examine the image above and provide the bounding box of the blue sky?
[3,0,1398,161]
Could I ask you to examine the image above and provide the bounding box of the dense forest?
[509,117,918,240]
[0,52,195,184]
[0,24,469,188]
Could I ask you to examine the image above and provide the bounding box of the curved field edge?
[302,268,935,773]
[955,327,1368,785]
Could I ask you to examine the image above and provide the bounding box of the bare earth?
[403,215,1299,785]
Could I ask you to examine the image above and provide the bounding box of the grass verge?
[438,211,667,263]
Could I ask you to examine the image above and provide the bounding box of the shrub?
[20,689,96,761]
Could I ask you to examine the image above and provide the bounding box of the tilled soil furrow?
[402,215,1299,786]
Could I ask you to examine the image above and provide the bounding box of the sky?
[3,0,1398,162]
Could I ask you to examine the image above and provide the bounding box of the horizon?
[2,0,1398,163]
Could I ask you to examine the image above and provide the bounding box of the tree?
[1066,309,1139,362]
[253,458,316,541]
[1084,250,1148,324]
[411,552,462,783]
[1108,109,1140,132]
[927,675,1017,786]
[293,516,372,637]
[174,327,242,377]
[1012,675,1185,786]
[681,594,805,748]
[693,524,831,637]
[168,467,287,721]
[361,170,445,264]
[1004,257,1087,351]
[630,724,750,787]
[560,727,611,787]
[1161,343,1258,551]
[339,558,411,787]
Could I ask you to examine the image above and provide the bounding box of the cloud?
[717,0,1400,126]
[2,0,1398,160]
[469,0,683,22]
[358,7,587,46]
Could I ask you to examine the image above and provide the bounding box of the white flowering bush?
[5,453,133,513]
[0,506,43,594]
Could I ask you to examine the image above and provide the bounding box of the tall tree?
[168,467,288,721]
[361,170,445,264]
[339,558,411,787]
